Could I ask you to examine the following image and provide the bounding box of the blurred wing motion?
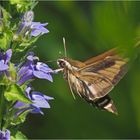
[67,48,128,114]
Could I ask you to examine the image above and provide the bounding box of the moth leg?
[67,71,76,100]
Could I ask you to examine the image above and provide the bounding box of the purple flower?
[0,129,10,140]
[0,49,12,72]
[30,22,49,37]
[15,11,49,38]
[17,52,53,85]
[14,86,53,115]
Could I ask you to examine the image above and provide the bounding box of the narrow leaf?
[4,84,32,104]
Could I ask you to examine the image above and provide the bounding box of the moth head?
[57,58,71,69]
[57,57,85,71]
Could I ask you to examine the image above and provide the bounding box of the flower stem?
[0,85,6,130]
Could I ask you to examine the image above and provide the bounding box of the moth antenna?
[67,71,76,100]
[63,37,67,57]
[46,59,56,63]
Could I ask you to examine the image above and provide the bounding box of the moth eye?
[59,61,66,68]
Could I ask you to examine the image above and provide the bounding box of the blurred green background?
[22,1,140,139]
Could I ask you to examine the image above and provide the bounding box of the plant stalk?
[0,85,6,130]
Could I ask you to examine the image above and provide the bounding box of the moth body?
[57,48,128,115]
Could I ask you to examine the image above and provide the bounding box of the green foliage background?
[22,1,140,139]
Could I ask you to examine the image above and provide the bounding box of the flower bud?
[23,11,34,23]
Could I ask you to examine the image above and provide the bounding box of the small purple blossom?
[0,129,10,140]
[15,11,49,38]
[0,49,12,72]
[17,52,53,85]
[14,86,53,115]
[30,22,49,37]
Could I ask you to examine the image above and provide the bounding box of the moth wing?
[74,49,128,100]
[67,71,114,101]
[80,49,128,85]
[84,48,117,65]
[77,73,114,100]
[66,48,128,102]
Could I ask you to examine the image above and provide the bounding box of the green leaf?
[10,108,31,126]
[11,131,28,140]
[0,31,12,50]
[0,74,6,86]
[14,36,40,53]
[0,63,15,86]
[9,0,38,12]
[4,84,32,104]
[19,36,40,47]
[0,5,11,24]
[0,6,12,50]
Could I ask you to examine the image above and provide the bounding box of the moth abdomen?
[94,95,111,108]
[93,95,118,115]
[81,94,117,115]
